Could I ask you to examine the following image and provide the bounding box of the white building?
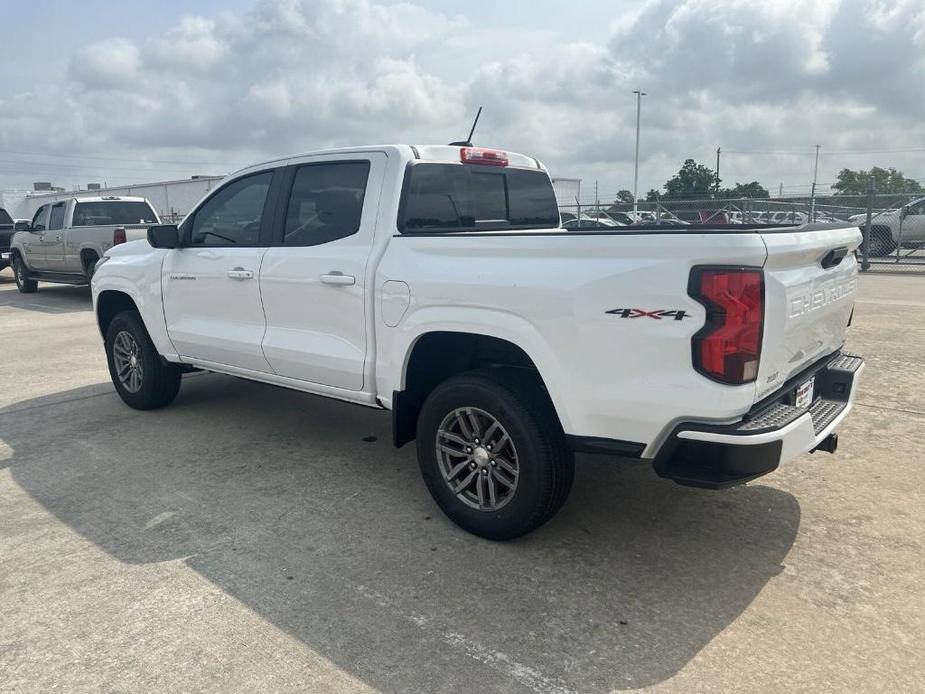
[1,175,225,222]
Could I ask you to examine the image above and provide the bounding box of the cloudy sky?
[1,0,924,201]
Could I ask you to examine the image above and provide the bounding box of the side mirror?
[13,221,30,232]
[147,224,180,249]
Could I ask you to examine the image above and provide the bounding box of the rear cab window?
[398,163,559,233]
[72,200,158,226]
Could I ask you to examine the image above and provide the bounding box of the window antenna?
[449,107,482,147]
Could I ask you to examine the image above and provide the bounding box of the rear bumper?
[653,351,864,488]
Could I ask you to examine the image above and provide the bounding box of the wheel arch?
[96,290,140,338]
[390,329,568,449]
[79,247,100,270]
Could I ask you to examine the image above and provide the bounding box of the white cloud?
[2,0,924,196]
[149,16,229,70]
[69,37,142,89]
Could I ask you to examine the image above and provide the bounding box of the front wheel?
[105,311,182,409]
[13,256,38,293]
[416,369,574,540]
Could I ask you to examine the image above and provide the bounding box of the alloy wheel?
[112,330,144,393]
[435,407,520,511]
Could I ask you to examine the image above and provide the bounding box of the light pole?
[632,90,646,220]
[810,144,821,222]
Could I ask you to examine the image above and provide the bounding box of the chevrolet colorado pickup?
[91,144,864,539]
[7,195,159,292]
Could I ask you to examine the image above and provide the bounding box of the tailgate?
[125,224,150,242]
[756,224,862,399]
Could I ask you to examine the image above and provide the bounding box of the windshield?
[0,208,12,225]
[73,201,158,226]
[399,163,559,233]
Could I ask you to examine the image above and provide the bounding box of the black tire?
[12,255,37,293]
[82,253,99,280]
[864,227,896,257]
[416,368,574,540]
[105,310,182,410]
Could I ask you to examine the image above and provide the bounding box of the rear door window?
[399,164,559,233]
[282,161,370,246]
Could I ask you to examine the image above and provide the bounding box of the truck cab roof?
[68,195,150,204]
[232,145,548,179]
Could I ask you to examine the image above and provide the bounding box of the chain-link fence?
[558,191,925,274]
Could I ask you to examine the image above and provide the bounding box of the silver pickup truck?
[6,196,160,292]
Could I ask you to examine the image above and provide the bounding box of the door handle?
[227,267,254,280]
[320,272,356,286]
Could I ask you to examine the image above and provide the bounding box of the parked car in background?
[0,207,15,271]
[8,196,160,292]
[848,198,925,256]
[562,218,622,230]
[655,212,689,225]
[560,213,622,228]
[605,211,636,225]
[92,143,863,540]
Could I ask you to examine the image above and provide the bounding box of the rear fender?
[380,306,574,433]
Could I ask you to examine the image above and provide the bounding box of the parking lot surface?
[1,270,923,693]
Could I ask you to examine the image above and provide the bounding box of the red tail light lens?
[113,227,126,245]
[460,147,508,166]
[689,267,764,384]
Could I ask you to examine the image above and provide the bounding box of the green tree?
[662,159,719,199]
[832,167,924,196]
[615,189,634,204]
[725,181,769,199]
[645,188,661,202]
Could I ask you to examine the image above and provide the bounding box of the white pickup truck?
[91,144,864,539]
[7,195,159,292]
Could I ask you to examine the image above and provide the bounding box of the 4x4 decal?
[606,308,690,320]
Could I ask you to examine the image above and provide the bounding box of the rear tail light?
[460,147,508,167]
[689,267,764,384]
[113,227,126,245]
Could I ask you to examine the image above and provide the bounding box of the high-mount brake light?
[689,267,764,385]
[113,227,127,245]
[460,147,508,167]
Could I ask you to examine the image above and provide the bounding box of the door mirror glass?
[14,221,30,232]
[148,224,180,249]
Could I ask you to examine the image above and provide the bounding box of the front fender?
[92,253,177,359]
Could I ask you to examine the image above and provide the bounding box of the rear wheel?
[865,227,896,257]
[82,252,99,280]
[416,368,574,540]
[105,311,182,409]
[13,255,37,293]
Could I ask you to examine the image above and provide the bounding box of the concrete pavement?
[1,270,923,693]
